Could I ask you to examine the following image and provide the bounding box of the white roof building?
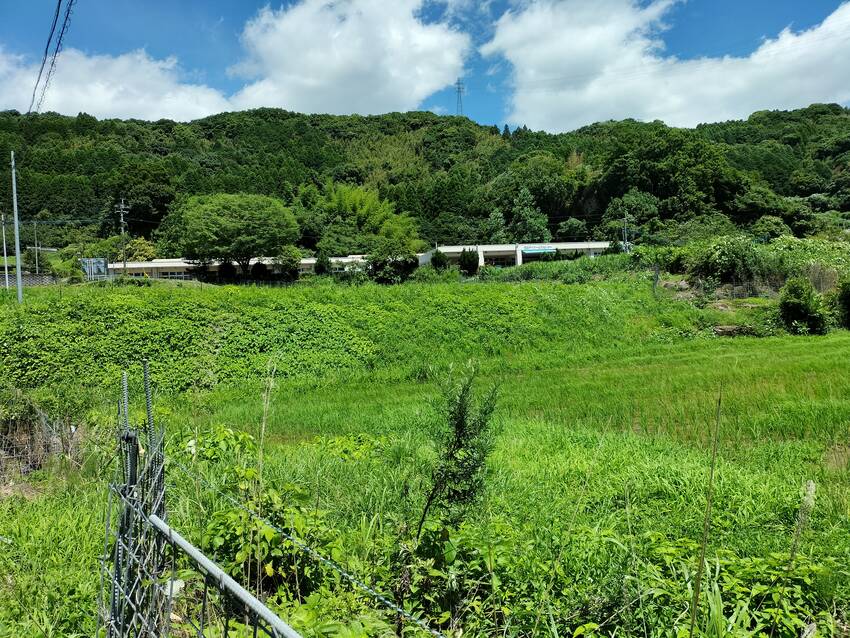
[106,242,611,279]
[420,241,610,267]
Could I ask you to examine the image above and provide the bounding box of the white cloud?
[481,0,850,131]
[0,0,469,121]
[0,47,230,120]
[230,0,470,115]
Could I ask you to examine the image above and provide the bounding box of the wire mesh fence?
[0,386,75,480]
[683,263,843,301]
[97,361,302,638]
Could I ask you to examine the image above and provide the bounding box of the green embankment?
[1,279,848,637]
[0,276,759,392]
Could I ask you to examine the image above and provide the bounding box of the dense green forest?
[0,103,849,257]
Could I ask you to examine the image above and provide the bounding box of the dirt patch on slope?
[825,445,850,472]
[0,482,40,500]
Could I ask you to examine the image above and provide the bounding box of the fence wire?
[168,458,445,638]
[98,362,302,638]
[0,386,74,481]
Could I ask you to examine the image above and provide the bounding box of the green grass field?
[1,277,848,637]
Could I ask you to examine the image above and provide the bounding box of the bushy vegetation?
[430,249,449,271]
[779,278,829,335]
[635,235,850,287]
[837,277,850,328]
[2,278,850,637]
[479,253,635,284]
[0,276,753,393]
[458,248,479,276]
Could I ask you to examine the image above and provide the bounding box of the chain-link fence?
[0,386,75,480]
[679,263,843,301]
[97,362,302,638]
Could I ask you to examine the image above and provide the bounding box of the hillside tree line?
[0,104,848,271]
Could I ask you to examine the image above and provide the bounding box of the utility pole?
[33,221,39,275]
[116,198,129,275]
[10,152,23,303]
[455,78,464,116]
[622,215,630,253]
[1,212,8,290]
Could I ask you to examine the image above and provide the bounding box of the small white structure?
[107,258,199,279]
[419,242,610,267]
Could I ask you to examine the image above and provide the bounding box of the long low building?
[106,241,611,279]
[419,241,611,267]
[106,255,367,279]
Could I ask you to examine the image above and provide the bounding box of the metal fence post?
[101,366,305,638]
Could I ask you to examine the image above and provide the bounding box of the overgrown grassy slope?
[1,279,848,637]
[0,276,755,392]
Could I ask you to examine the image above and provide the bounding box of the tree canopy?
[162,193,298,273]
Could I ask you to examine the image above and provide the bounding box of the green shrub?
[687,236,763,283]
[49,258,84,280]
[750,215,792,241]
[430,249,449,271]
[108,275,152,287]
[334,265,369,285]
[21,248,39,273]
[458,248,479,276]
[836,278,850,329]
[778,278,829,335]
[478,253,634,284]
[125,237,157,261]
[250,261,270,280]
[204,486,329,597]
[314,252,331,276]
[367,241,419,284]
[410,264,460,283]
[275,245,302,282]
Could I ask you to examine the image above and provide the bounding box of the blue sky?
[0,0,848,131]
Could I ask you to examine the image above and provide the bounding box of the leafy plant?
[751,215,792,241]
[415,374,498,539]
[314,252,331,276]
[392,374,499,633]
[778,278,828,335]
[687,236,764,284]
[430,249,449,271]
[275,245,302,282]
[366,238,419,284]
[458,248,479,276]
[836,277,850,328]
[204,485,328,598]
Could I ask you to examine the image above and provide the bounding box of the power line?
[35,0,77,114]
[19,217,102,225]
[27,0,64,114]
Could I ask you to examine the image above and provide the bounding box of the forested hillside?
[0,103,848,254]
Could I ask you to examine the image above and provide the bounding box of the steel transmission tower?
[455,78,464,116]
